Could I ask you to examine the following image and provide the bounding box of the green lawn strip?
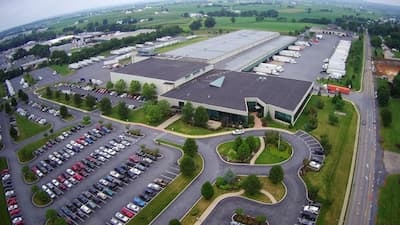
[255,142,292,164]
[39,90,95,111]
[376,174,400,225]
[295,96,357,225]
[394,51,400,58]
[379,97,400,153]
[156,139,183,149]
[32,192,51,206]
[109,107,165,126]
[0,83,6,98]
[0,158,11,225]
[15,114,51,142]
[127,154,203,225]
[217,138,260,162]
[49,64,74,76]
[166,119,233,135]
[156,37,209,53]
[17,125,75,163]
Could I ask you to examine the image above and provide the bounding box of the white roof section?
[165,30,280,63]
[216,35,297,71]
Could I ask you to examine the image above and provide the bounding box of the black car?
[78,194,88,204]
[139,193,152,202]
[75,210,86,218]
[72,199,83,208]
[88,188,98,195]
[93,183,104,191]
[66,202,77,212]
[145,188,156,197]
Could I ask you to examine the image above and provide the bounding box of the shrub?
[169,219,182,225]
[201,181,214,199]
[269,165,284,184]
[180,156,196,177]
[241,175,261,195]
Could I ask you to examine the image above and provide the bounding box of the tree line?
[204,9,279,18]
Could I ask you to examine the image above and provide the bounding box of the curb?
[338,99,361,225]
[355,33,367,93]
[37,95,90,114]
[22,174,39,185]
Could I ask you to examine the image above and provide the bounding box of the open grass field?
[255,142,292,164]
[15,114,51,142]
[127,153,203,225]
[166,119,232,135]
[376,174,400,225]
[295,96,357,225]
[17,125,75,163]
[379,97,400,153]
[110,107,154,125]
[0,158,11,225]
[49,64,74,76]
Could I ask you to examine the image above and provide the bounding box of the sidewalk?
[249,137,265,165]
[157,114,182,129]
[194,190,244,225]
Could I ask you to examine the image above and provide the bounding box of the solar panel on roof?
[209,76,225,88]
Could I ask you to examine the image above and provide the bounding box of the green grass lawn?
[255,142,292,164]
[217,137,260,162]
[17,125,75,163]
[49,64,74,76]
[295,96,357,225]
[376,174,400,225]
[394,51,400,58]
[0,158,11,225]
[15,114,51,142]
[166,119,233,135]
[0,83,7,98]
[109,107,150,124]
[240,176,285,203]
[156,36,209,53]
[127,153,203,225]
[379,97,400,153]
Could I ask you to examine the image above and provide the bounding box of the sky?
[0,0,142,32]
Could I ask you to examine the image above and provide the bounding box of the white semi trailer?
[279,50,301,58]
[259,63,284,72]
[273,55,297,64]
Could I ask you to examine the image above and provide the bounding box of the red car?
[129,155,140,163]
[73,173,83,181]
[121,207,135,218]
[9,208,20,216]
[1,169,9,175]
[71,164,80,172]
[57,175,65,183]
[76,161,85,169]
[7,198,17,206]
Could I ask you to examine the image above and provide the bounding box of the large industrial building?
[110,29,313,124]
[160,70,313,124]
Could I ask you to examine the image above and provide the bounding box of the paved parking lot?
[278,35,341,81]
[23,121,181,225]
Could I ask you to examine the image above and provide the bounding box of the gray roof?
[114,58,208,82]
[162,70,313,111]
[215,35,297,71]
[165,30,279,61]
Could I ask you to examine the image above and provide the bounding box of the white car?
[110,171,121,179]
[41,185,49,191]
[115,212,129,223]
[80,205,92,214]
[129,168,141,175]
[66,169,75,176]
[12,217,23,224]
[52,179,60,186]
[99,179,109,186]
[121,140,130,146]
[46,189,56,199]
[232,129,245,135]
[63,180,73,188]
[303,205,320,214]
[5,190,15,197]
[126,203,140,212]
[110,217,124,225]
[309,161,321,170]
[147,183,161,191]
[2,173,10,180]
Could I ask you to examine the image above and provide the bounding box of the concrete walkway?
[249,137,266,165]
[157,114,182,129]
[251,112,263,128]
[194,190,244,225]
[261,189,277,203]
